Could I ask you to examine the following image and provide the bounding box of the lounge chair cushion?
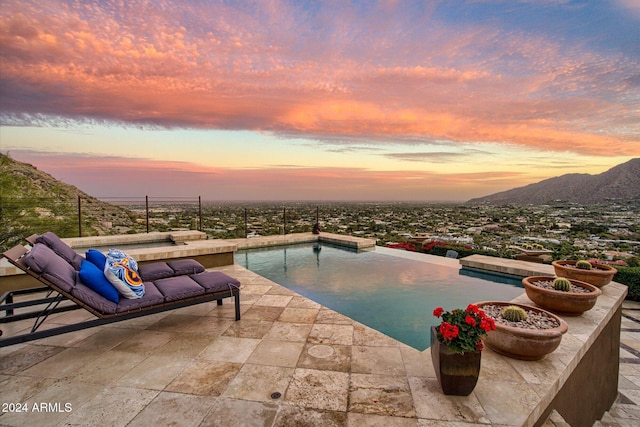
[23,244,77,293]
[36,232,83,270]
[138,262,175,281]
[153,276,205,302]
[190,271,241,293]
[72,281,118,314]
[78,259,120,303]
[115,282,165,312]
[167,259,205,276]
[72,281,168,314]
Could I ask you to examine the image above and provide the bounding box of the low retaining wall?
[460,254,626,426]
[227,232,376,251]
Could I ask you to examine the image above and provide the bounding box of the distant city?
[111,200,640,266]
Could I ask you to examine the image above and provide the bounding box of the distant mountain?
[467,158,640,205]
[0,153,135,251]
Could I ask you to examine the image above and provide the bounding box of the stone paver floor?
[0,264,638,426]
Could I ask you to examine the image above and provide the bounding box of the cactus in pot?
[576,260,592,270]
[553,277,572,292]
[501,305,527,322]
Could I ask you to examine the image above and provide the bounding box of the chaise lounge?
[0,233,241,347]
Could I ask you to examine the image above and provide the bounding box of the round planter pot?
[474,301,568,361]
[430,327,481,396]
[522,276,601,316]
[552,260,617,288]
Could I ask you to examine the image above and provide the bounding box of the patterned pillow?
[104,269,139,299]
[105,249,145,298]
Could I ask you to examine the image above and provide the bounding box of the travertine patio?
[0,238,638,426]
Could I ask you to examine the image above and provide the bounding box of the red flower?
[465,315,477,327]
[433,304,494,354]
[480,317,496,332]
[439,322,459,341]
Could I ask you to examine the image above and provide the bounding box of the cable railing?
[3,196,638,262]
[0,196,328,251]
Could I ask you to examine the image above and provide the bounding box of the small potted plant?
[430,304,496,396]
[474,301,568,360]
[522,276,601,315]
[552,259,617,288]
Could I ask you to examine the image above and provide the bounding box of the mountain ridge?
[467,158,640,204]
[0,153,136,250]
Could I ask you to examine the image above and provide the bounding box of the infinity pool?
[236,243,524,350]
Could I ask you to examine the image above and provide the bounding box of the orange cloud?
[1,0,638,157]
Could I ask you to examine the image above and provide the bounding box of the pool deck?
[1,237,639,426]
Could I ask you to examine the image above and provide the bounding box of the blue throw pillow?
[78,259,120,303]
[86,249,107,269]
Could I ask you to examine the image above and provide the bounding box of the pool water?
[235,243,524,350]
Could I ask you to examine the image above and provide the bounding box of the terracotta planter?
[474,302,568,361]
[552,260,617,288]
[430,327,481,396]
[522,276,601,316]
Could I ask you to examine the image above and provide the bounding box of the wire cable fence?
[1,196,329,251]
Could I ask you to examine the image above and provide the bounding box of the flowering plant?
[433,304,496,354]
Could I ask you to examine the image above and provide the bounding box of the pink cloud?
[0,0,638,156]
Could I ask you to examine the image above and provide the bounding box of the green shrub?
[615,267,640,301]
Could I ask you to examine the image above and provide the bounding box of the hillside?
[467,158,640,204]
[0,153,136,251]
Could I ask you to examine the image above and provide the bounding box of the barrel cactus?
[553,277,572,292]
[501,305,527,322]
[576,260,592,270]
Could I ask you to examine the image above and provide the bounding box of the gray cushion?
[190,271,240,293]
[115,283,165,312]
[154,276,205,302]
[36,232,83,270]
[139,262,175,281]
[23,243,77,293]
[167,259,205,276]
[72,281,118,314]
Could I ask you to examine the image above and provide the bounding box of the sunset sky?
[1,0,639,201]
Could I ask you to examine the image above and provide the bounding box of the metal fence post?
[283,207,286,235]
[77,195,82,237]
[145,195,149,233]
[198,196,202,231]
